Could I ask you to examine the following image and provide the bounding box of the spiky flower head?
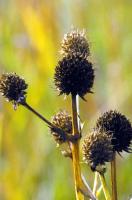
[0,73,28,108]
[51,110,72,144]
[82,130,114,173]
[61,29,90,59]
[54,55,94,98]
[95,110,132,153]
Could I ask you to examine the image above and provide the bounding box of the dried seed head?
[54,55,94,98]
[51,110,72,144]
[82,130,114,173]
[0,73,28,108]
[61,30,90,58]
[95,110,132,153]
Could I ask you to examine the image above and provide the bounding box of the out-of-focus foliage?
[0,1,132,200]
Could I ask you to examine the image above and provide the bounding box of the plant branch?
[22,102,54,127]
[111,154,118,200]
[21,101,68,139]
[21,101,80,143]
[70,94,84,200]
[99,173,111,200]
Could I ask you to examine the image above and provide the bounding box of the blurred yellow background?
[0,0,132,200]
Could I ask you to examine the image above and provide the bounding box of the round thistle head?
[51,110,72,144]
[95,110,132,153]
[54,55,94,98]
[61,30,90,58]
[82,130,114,173]
[0,73,28,107]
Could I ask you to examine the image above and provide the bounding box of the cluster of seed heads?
[82,110,132,173]
[0,29,132,175]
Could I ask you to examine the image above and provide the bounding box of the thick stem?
[71,94,84,200]
[99,173,111,200]
[111,154,117,200]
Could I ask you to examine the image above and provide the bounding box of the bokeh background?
[0,0,132,200]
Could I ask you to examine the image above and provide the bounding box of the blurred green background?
[0,0,132,200]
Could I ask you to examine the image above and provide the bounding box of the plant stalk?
[93,172,98,196]
[99,173,111,200]
[96,185,103,198]
[111,154,117,200]
[71,94,84,200]
[81,174,97,200]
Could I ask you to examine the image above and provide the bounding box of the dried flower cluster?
[54,55,94,97]
[61,30,90,58]
[95,110,132,153]
[82,110,132,173]
[54,29,94,98]
[51,110,72,144]
[0,73,28,107]
[82,130,114,173]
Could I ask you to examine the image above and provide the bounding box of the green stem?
[93,172,98,196]
[111,154,118,200]
[99,173,111,200]
[96,185,103,198]
[81,174,97,200]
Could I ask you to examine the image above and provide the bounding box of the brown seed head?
[0,72,28,107]
[61,29,90,59]
[54,55,94,98]
[82,130,114,173]
[51,110,72,144]
[95,110,132,153]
